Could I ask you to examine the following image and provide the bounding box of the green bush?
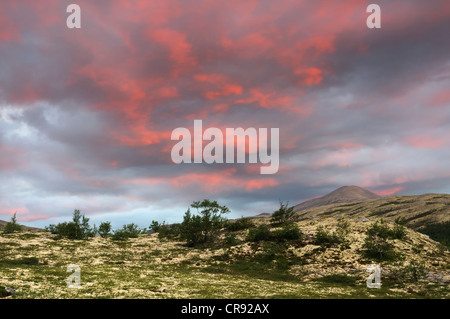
[389,261,427,283]
[366,219,406,240]
[247,225,273,242]
[394,216,407,225]
[224,233,240,246]
[314,227,339,246]
[3,213,22,234]
[111,223,142,241]
[111,229,129,241]
[391,223,407,240]
[179,200,230,246]
[45,210,94,240]
[258,241,286,261]
[273,224,302,242]
[158,223,181,240]
[123,223,141,238]
[150,220,181,240]
[362,220,400,261]
[270,201,297,224]
[98,222,112,238]
[363,237,397,261]
[225,217,255,231]
[150,220,162,233]
[247,223,302,243]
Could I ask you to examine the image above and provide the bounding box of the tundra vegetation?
[1,199,449,299]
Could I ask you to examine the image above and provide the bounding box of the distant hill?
[0,219,43,232]
[292,193,450,230]
[293,186,380,212]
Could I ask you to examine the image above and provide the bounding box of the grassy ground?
[1,220,449,299]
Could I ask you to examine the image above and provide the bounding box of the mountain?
[293,186,380,212]
[292,193,450,230]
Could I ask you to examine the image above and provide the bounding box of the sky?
[1,0,450,230]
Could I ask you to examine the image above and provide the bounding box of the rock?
[5,287,16,295]
[357,218,370,222]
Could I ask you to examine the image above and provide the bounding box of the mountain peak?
[293,186,380,212]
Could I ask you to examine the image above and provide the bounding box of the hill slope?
[293,186,380,212]
[0,220,42,232]
[292,193,450,230]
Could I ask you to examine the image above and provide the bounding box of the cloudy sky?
[1,0,449,229]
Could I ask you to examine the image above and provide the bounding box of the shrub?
[389,261,427,283]
[111,223,142,241]
[259,241,286,260]
[366,219,406,240]
[394,216,407,225]
[270,201,297,224]
[403,261,427,282]
[363,236,397,261]
[123,223,141,238]
[273,224,302,242]
[362,220,400,261]
[225,217,255,232]
[158,223,181,240]
[150,220,163,233]
[98,222,112,238]
[247,225,273,242]
[150,220,181,240]
[179,200,230,246]
[314,226,343,247]
[3,213,22,234]
[111,229,129,241]
[45,210,94,240]
[337,219,351,232]
[247,223,303,243]
[224,233,240,246]
[111,223,142,240]
[391,223,407,240]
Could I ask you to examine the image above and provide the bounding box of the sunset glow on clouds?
[1,0,450,228]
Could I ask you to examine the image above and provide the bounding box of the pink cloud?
[429,90,450,107]
[373,187,405,196]
[404,135,446,149]
[126,168,279,193]
[19,214,51,222]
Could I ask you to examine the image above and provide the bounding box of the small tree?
[111,223,142,241]
[150,220,160,232]
[270,201,297,224]
[98,222,112,238]
[363,220,399,261]
[180,200,230,246]
[4,212,23,234]
[45,209,93,240]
